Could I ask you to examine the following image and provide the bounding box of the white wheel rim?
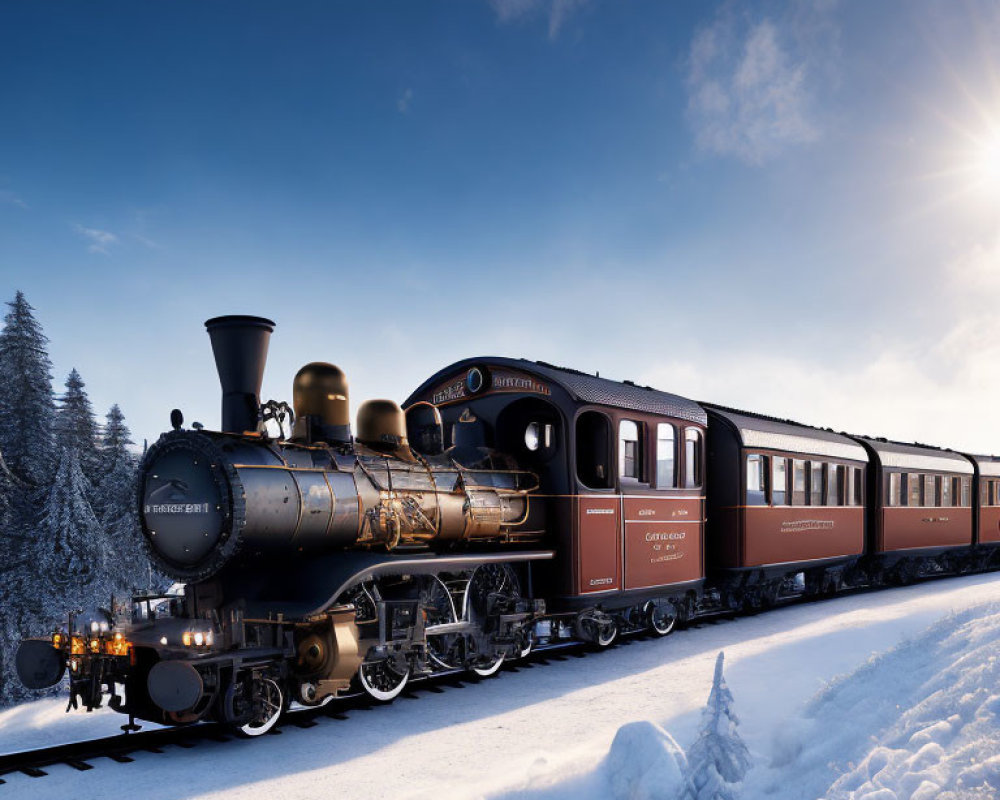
[239,678,283,737]
[472,655,504,677]
[650,608,676,637]
[359,662,409,702]
[597,622,617,647]
[519,638,533,659]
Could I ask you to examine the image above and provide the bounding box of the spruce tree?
[37,448,109,612]
[0,448,19,564]
[97,405,151,593]
[0,291,55,488]
[0,292,55,706]
[686,652,752,800]
[55,368,101,501]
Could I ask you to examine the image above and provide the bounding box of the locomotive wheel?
[236,677,284,738]
[358,660,410,703]
[646,603,676,637]
[424,575,462,671]
[471,654,505,678]
[576,616,618,648]
[595,620,618,647]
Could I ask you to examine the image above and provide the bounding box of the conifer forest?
[0,290,161,706]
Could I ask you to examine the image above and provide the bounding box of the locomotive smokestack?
[204,315,275,433]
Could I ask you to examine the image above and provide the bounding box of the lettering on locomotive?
[145,503,212,514]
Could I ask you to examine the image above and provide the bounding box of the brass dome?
[290,362,351,444]
[357,399,408,450]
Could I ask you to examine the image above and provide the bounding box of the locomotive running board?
[229,550,556,620]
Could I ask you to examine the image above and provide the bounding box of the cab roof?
[407,357,707,425]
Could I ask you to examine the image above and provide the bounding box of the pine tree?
[37,448,109,612]
[55,368,101,500]
[97,405,151,593]
[686,652,752,800]
[0,291,55,488]
[0,448,30,705]
[0,292,55,706]
[0,448,19,563]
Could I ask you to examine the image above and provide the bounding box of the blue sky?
[1,1,998,451]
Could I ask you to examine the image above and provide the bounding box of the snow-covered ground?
[4,572,1000,799]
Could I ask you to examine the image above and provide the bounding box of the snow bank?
[747,602,1000,800]
[607,721,692,800]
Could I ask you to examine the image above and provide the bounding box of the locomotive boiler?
[142,316,541,584]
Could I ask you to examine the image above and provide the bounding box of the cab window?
[576,411,612,489]
[684,428,703,488]
[619,420,643,483]
[656,423,676,488]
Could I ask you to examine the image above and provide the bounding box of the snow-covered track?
[0,639,594,783]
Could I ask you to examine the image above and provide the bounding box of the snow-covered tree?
[0,448,19,562]
[0,291,55,488]
[55,368,101,496]
[37,448,110,611]
[686,652,752,800]
[97,404,151,593]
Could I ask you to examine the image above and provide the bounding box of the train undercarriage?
[25,544,1000,739]
[27,555,696,737]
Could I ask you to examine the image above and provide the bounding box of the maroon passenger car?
[406,358,706,615]
[703,406,867,595]
[853,438,974,574]
[968,455,1000,546]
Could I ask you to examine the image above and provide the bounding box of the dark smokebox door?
[16,639,66,690]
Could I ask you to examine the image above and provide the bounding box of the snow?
[4,572,1000,800]
[606,721,691,800]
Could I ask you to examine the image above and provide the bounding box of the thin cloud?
[490,0,587,40]
[132,233,160,250]
[73,223,119,255]
[685,6,835,165]
[397,88,414,114]
[0,190,26,209]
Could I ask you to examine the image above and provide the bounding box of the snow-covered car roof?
[968,455,1000,477]
[703,404,868,463]
[856,438,974,475]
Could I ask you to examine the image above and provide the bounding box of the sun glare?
[975,128,1000,187]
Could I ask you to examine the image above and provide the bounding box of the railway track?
[0,639,599,785]
[0,574,950,786]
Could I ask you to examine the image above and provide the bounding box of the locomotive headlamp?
[105,632,130,657]
[181,628,214,648]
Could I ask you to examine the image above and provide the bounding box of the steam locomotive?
[15,315,1000,737]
